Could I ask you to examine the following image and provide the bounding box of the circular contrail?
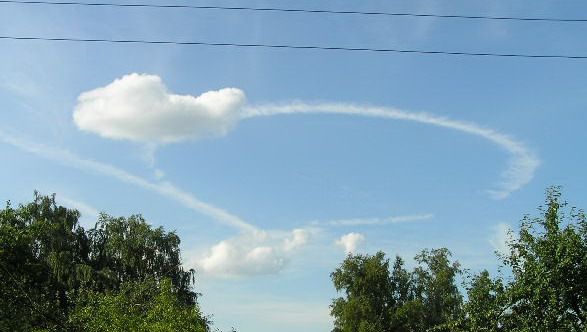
[242,102,540,199]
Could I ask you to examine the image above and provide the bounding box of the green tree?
[330,252,394,332]
[331,249,462,332]
[330,187,587,332]
[459,270,506,332]
[388,256,424,332]
[390,249,462,332]
[86,213,197,305]
[501,187,587,331]
[390,256,412,307]
[412,248,462,330]
[458,187,587,332]
[0,193,88,330]
[0,192,209,331]
[71,278,209,332]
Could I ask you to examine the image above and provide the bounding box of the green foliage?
[0,192,209,331]
[330,249,462,332]
[501,187,587,331]
[330,187,587,332]
[459,270,506,331]
[87,213,197,304]
[331,252,394,332]
[412,248,462,328]
[442,187,587,332]
[71,278,209,332]
[5,187,587,332]
[0,193,86,330]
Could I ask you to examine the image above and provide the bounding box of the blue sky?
[2,1,587,331]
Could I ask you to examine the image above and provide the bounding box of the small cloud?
[193,228,311,278]
[283,228,310,252]
[73,73,245,144]
[489,222,515,255]
[336,232,365,254]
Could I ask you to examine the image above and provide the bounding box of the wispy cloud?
[0,129,256,232]
[315,213,434,227]
[242,103,540,199]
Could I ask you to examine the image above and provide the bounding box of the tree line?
[330,187,587,332]
[0,192,212,331]
[1,187,585,331]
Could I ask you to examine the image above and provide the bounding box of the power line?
[1,0,586,23]
[1,35,586,59]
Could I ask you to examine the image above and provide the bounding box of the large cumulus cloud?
[73,73,245,143]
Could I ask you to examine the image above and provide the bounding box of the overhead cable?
[1,0,586,23]
[1,35,586,59]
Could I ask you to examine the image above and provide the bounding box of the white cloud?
[194,229,311,278]
[73,73,245,144]
[283,228,311,251]
[336,232,365,254]
[489,222,515,255]
[318,213,433,226]
[242,103,540,199]
[0,129,255,232]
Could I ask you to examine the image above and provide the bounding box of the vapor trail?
[0,129,256,232]
[242,103,539,199]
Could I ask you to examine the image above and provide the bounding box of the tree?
[500,187,587,331]
[388,255,425,332]
[390,256,412,307]
[71,278,210,332]
[411,248,462,330]
[389,249,462,332]
[459,270,506,332]
[330,252,394,332]
[0,193,88,330]
[86,213,198,305]
[0,192,209,331]
[331,187,587,331]
[457,187,587,332]
[331,249,462,332]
